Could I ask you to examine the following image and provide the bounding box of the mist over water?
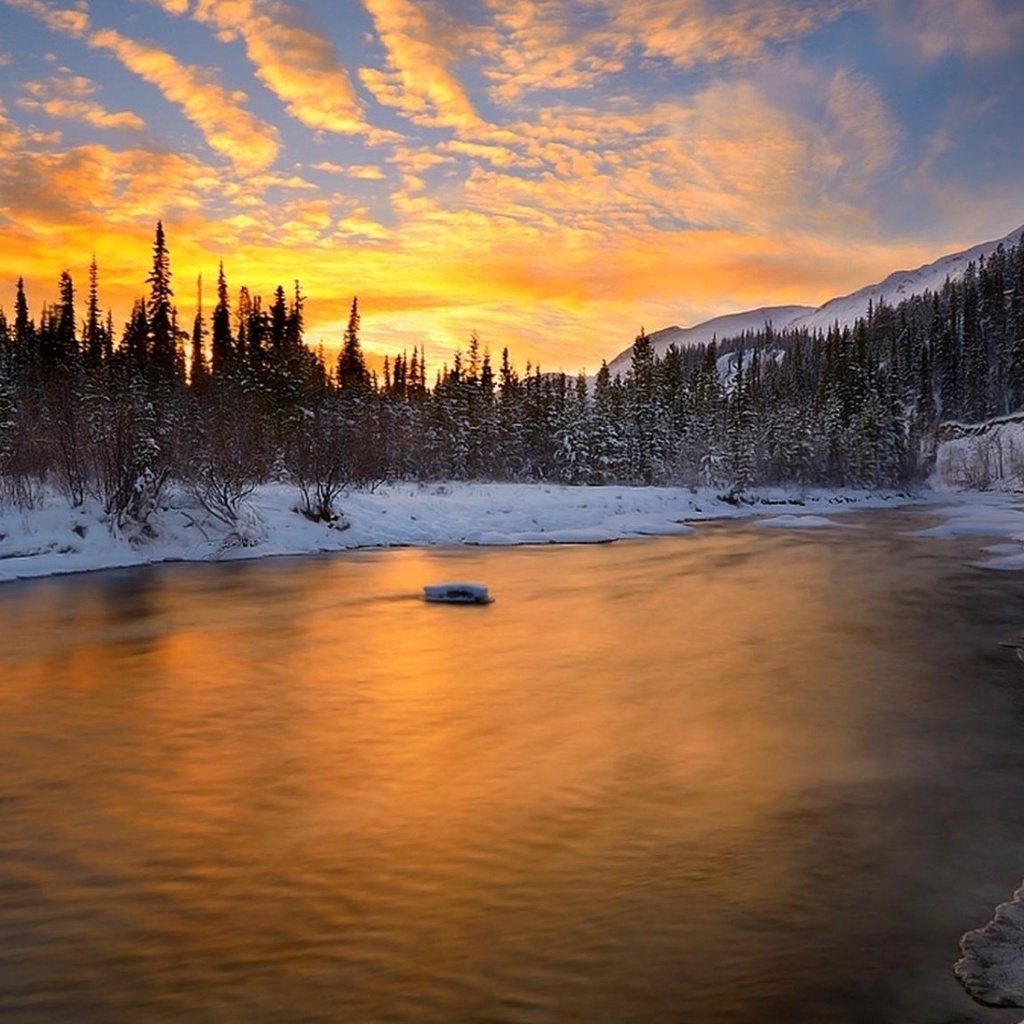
[2,510,1024,1023]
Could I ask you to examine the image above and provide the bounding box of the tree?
[211,261,233,375]
[14,278,32,354]
[52,270,77,365]
[190,274,208,389]
[147,220,178,381]
[337,296,369,390]
[84,256,105,369]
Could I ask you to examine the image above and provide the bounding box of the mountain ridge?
[606,223,1024,379]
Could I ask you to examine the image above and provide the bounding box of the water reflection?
[1,511,1024,1022]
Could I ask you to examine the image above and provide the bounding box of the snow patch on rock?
[955,881,1024,1009]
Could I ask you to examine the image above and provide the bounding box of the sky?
[0,0,1022,372]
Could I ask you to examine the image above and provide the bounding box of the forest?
[1,222,1023,530]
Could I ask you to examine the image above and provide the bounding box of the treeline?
[1,223,1023,530]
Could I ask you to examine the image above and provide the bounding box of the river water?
[2,508,1024,1023]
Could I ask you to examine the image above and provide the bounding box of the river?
[2,508,1024,1023]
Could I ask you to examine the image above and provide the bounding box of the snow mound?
[932,417,1024,492]
[753,514,838,529]
[955,882,1024,1009]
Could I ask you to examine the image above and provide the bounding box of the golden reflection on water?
[1,517,1023,1023]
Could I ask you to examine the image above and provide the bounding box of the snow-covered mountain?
[786,224,1024,336]
[606,305,812,378]
[607,223,1024,378]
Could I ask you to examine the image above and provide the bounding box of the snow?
[788,224,1024,336]
[606,224,1024,375]
[955,881,1024,1010]
[753,514,839,530]
[6,478,1024,584]
[931,417,1024,493]
[423,582,492,604]
[606,306,811,378]
[0,482,918,584]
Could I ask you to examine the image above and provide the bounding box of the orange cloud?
[87,28,280,173]
[18,73,145,130]
[481,0,626,102]
[606,0,855,68]
[359,0,480,129]
[0,0,89,37]
[311,161,388,180]
[186,0,395,141]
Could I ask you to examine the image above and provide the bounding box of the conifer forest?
[2,223,1023,528]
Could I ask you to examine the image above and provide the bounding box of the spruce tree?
[190,274,208,388]
[84,256,104,369]
[147,221,177,381]
[55,270,76,364]
[337,296,369,390]
[211,261,233,376]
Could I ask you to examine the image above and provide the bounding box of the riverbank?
[1,481,1023,584]
[0,482,916,583]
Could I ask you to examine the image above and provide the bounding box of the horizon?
[0,0,1022,372]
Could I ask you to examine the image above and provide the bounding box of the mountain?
[605,306,811,379]
[606,223,1024,378]
[785,224,1024,336]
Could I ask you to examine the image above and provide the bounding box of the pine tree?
[84,256,104,369]
[14,277,32,352]
[190,274,208,388]
[211,261,233,376]
[55,270,76,364]
[286,280,304,350]
[147,220,177,381]
[124,298,149,370]
[269,285,287,358]
[337,296,369,390]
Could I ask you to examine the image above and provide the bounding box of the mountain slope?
[787,224,1024,336]
[607,223,1024,378]
[606,305,812,379]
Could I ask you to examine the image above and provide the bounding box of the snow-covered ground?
[932,416,1024,493]
[3,479,1024,584]
[0,482,930,584]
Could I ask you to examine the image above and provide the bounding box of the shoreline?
[1,481,1022,585]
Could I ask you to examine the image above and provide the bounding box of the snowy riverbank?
[3,480,1024,585]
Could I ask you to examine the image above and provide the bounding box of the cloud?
[359,0,480,129]
[874,0,1024,60]
[606,0,856,69]
[0,0,89,36]
[311,161,387,180]
[18,72,145,131]
[87,28,280,172]
[481,0,626,103]
[478,0,857,103]
[187,0,392,140]
[822,67,902,179]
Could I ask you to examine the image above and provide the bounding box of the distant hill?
[606,223,1024,378]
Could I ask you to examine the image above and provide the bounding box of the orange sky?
[1,0,1022,371]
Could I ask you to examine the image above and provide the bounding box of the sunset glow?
[0,0,1022,370]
